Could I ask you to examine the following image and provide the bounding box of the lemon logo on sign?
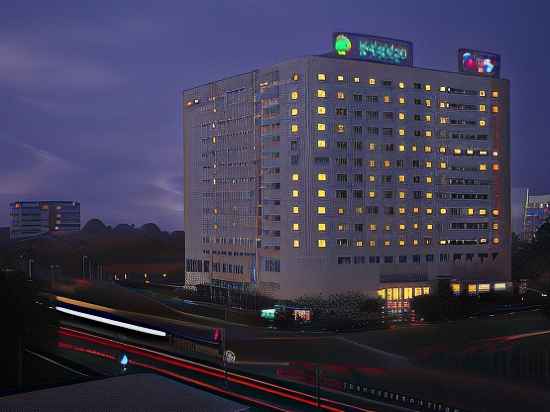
[334,34,352,56]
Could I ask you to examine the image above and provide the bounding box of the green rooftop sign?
[332,32,413,66]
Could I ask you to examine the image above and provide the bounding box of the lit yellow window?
[291,73,299,81]
[356,240,364,247]
[468,284,477,294]
[440,162,447,169]
[212,137,216,144]
[492,106,499,113]
[291,108,299,116]
[492,209,500,217]
[426,176,432,183]
[492,163,500,171]
[368,240,375,247]
[317,106,326,115]
[426,224,433,231]
[337,208,345,215]
[368,191,376,198]
[317,73,326,81]
[291,91,299,100]
[399,207,406,214]
[292,223,300,231]
[425,99,432,107]
[383,95,391,103]
[317,139,327,149]
[479,104,486,112]
[492,91,499,98]
[336,91,345,99]
[317,89,326,98]
[369,78,376,85]
[413,239,419,246]
[479,209,487,216]
[353,76,360,83]
[384,224,391,232]
[399,239,405,246]
[412,144,417,152]
[398,144,405,152]
[480,238,488,244]
[398,128,405,136]
[425,84,431,91]
[424,145,432,153]
[398,175,405,183]
[292,206,300,214]
[399,191,406,199]
[426,208,433,215]
[426,161,432,168]
[291,124,299,133]
[493,237,500,244]
[369,160,376,168]
[355,207,364,215]
[479,119,486,127]
[399,224,406,230]
[317,206,326,215]
[292,173,300,181]
[439,146,446,154]
[426,192,433,199]
[479,163,487,171]
[317,173,327,181]
[337,224,345,231]
[467,208,474,216]
[398,81,405,89]
[368,143,376,151]
[413,207,420,214]
[425,115,432,122]
[318,239,327,248]
[398,112,406,120]
[383,160,391,168]
[492,223,499,230]
[384,240,391,246]
[318,223,326,232]
[399,97,406,104]
[439,240,447,245]
[292,189,299,197]
[317,189,326,198]
[439,85,446,92]
[369,224,377,231]
[293,239,300,248]
[440,208,447,215]
[336,124,345,133]
[453,148,462,155]
[479,90,486,97]
[440,117,448,124]
[368,175,376,182]
[337,74,344,81]
[317,123,326,131]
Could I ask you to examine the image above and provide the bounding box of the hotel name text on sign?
[332,32,413,66]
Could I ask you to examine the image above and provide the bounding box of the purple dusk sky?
[1,0,549,231]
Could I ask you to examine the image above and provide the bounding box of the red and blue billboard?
[459,49,501,78]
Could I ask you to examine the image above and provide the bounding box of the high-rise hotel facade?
[184,33,510,301]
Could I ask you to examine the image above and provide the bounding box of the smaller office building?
[9,201,81,240]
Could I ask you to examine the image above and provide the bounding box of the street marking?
[25,349,89,377]
[335,337,410,363]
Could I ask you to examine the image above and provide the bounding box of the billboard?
[458,49,501,78]
[332,32,413,66]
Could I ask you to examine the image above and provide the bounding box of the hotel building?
[183,33,511,301]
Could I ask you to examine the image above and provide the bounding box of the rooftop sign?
[458,49,500,78]
[332,32,413,66]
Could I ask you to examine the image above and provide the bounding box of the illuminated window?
[291,124,299,133]
[337,208,345,215]
[399,224,406,231]
[369,224,377,231]
[383,95,391,103]
[291,91,299,100]
[412,144,417,152]
[479,90,486,97]
[479,119,486,127]
[293,240,300,248]
[492,223,499,230]
[426,192,433,199]
[355,207,364,215]
[493,237,500,244]
[383,160,391,168]
[336,124,345,133]
[398,81,405,89]
[368,160,376,168]
[467,208,474,216]
[440,208,447,215]
[292,206,299,214]
[426,176,432,184]
[369,78,376,85]
[479,163,487,171]
[439,85,446,92]
[336,91,345,100]
[384,224,391,232]
[399,96,406,104]
[492,209,500,217]
[398,128,405,136]
[424,145,432,153]
[439,240,447,245]
[356,240,364,247]
[492,163,500,171]
[398,175,405,183]
[368,191,376,198]
[317,123,326,131]
[399,239,405,246]
[413,207,420,214]
[317,89,326,98]
[413,239,419,246]
[467,148,474,155]
[399,207,406,214]
[291,190,299,198]
[426,208,433,215]
[467,284,477,294]
[337,74,344,81]
[480,238,488,244]
[493,151,499,157]
[479,209,487,216]
[479,104,486,112]
[425,115,432,122]
[492,105,499,113]
[317,206,326,215]
[440,162,447,169]
[291,108,299,116]
[369,240,376,247]
[425,84,432,91]
[368,143,376,151]
[398,112,406,120]
[399,191,406,199]
[440,117,448,124]
[398,144,405,152]
[291,73,299,81]
[317,139,326,148]
[439,146,447,154]
[317,73,326,81]
[492,91,499,98]
[317,106,326,115]
[353,76,360,83]
[317,173,327,181]
[425,99,432,107]
[292,173,299,181]
[318,223,326,232]
[318,239,327,248]
[426,223,433,231]
[292,223,300,231]
[317,189,326,198]
[426,161,432,168]
[384,240,391,247]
